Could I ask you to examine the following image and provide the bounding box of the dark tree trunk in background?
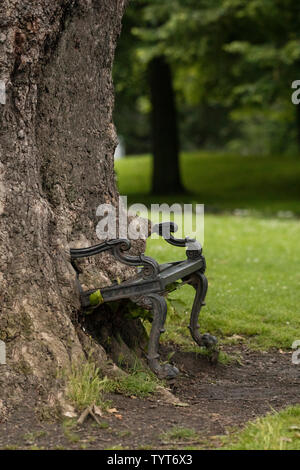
[149,56,183,195]
[0,0,148,419]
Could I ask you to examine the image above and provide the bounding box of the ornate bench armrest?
[70,238,159,279]
[151,222,202,257]
[70,239,130,259]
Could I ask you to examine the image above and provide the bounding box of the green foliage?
[114,0,300,156]
[165,281,183,293]
[89,290,104,307]
[123,301,153,322]
[106,300,153,322]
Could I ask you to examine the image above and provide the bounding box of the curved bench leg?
[187,271,218,353]
[146,294,179,379]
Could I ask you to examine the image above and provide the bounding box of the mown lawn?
[115,151,300,450]
[115,151,300,215]
[222,405,300,450]
[116,151,300,351]
[146,214,300,351]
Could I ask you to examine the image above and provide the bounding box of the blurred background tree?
[113,0,300,194]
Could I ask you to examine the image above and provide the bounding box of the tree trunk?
[0,0,148,419]
[149,56,183,195]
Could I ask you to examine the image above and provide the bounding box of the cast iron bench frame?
[70,222,217,379]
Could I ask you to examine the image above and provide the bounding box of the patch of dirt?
[0,345,299,450]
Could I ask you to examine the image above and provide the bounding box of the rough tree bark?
[149,56,183,195]
[0,0,148,420]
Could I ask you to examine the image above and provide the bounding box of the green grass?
[65,359,110,411]
[144,214,300,351]
[115,151,300,214]
[65,356,160,411]
[182,345,242,365]
[62,419,81,443]
[115,151,300,450]
[108,371,158,397]
[102,360,161,398]
[222,405,300,450]
[160,427,200,443]
[23,431,47,445]
[116,151,300,352]
[115,151,300,355]
[103,371,158,398]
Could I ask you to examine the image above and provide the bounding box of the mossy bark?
[0,0,149,420]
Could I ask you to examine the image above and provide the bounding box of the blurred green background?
[112,1,300,446]
[113,0,300,206]
[112,0,300,352]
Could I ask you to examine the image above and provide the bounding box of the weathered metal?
[70,222,217,378]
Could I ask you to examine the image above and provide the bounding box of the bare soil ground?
[1,345,299,450]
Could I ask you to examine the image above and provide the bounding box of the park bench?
[70,222,217,379]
